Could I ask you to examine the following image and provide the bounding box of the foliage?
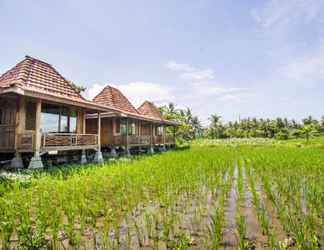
[205,114,324,142]
[68,80,86,94]
[159,103,203,143]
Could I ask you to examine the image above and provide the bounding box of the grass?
[0,138,323,249]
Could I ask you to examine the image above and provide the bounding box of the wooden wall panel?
[101,119,113,145]
[0,97,17,151]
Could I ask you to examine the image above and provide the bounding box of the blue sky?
[1,0,324,123]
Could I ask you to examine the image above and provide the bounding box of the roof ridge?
[93,84,139,114]
[25,55,52,66]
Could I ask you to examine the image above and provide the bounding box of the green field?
[0,140,323,249]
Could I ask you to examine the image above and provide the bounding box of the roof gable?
[93,85,139,114]
[0,56,85,101]
[138,100,163,120]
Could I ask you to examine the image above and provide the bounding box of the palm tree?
[302,125,313,143]
[209,114,222,139]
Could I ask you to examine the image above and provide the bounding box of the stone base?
[28,154,44,169]
[94,151,104,164]
[125,148,131,157]
[10,154,24,169]
[110,147,117,158]
[149,146,155,154]
[81,151,87,164]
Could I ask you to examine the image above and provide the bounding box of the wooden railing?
[165,135,175,144]
[0,125,16,151]
[113,135,175,145]
[42,133,98,149]
[154,135,163,144]
[17,131,35,151]
[114,135,151,145]
[129,135,151,145]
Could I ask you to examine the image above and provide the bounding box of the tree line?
[160,103,323,142]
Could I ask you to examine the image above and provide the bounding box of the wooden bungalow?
[86,85,177,155]
[0,56,115,168]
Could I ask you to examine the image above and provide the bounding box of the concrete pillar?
[29,99,44,169]
[110,147,117,158]
[11,152,24,169]
[149,146,154,154]
[81,150,87,164]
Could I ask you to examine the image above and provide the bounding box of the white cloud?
[116,82,174,107]
[252,0,324,28]
[180,69,214,81]
[86,83,105,100]
[165,61,215,81]
[85,82,174,107]
[279,47,324,81]
[165,61,195,72]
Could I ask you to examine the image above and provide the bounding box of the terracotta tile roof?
[0,56,85,102]
[138,100,164,120]
[93,85,139,114]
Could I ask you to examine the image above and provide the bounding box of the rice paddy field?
[0,139,323,249]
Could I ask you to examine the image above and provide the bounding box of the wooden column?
[94,112,104,163]
[97,112,101,151]
[162,125,166,145]
[11,96,25,169]
[150,123,153,146]
[34,99,42,152]
[28,99,44,169]
[15,96,26,149]
[82,112,86,134]
[80,110,87,164]
[76,110,85,134]
[125,118,129,154]
[149,123,154,154]
[138,121,141,136]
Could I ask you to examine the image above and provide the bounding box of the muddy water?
[221,166,238,250]
[242,167,267,250]
[256,182,290,249]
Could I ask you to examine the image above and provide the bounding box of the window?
[41,104,77,133]
[69,111,77,133]
[128,121,136,136]
[155,126,164,136]
[121,120,127,136]
[60,108,69,132]
[115,119,121,134]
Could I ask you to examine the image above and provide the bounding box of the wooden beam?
[34,99,42,152]
[125,118,129,151]
[82,111,86,134]
[162,125,166,145]
[15,96,26,150]
[97,112,101,151]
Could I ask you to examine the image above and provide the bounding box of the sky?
[1,0,324,124]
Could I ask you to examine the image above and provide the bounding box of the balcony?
[17,133,98,152]
[113,135,175,146]
[113,135,151,145]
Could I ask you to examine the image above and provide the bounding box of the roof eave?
[0,86,117,112]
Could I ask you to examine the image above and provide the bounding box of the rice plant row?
[0,142,323,249]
